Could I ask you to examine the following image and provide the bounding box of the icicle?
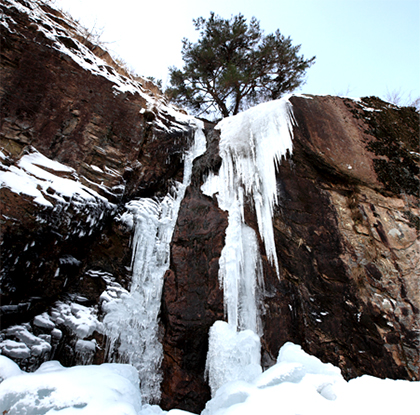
[213,97,295,276]
[202,97,295,396]
[103,121,206,404]
[218,200,264,334]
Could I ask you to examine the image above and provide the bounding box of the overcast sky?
[54,0,419,104]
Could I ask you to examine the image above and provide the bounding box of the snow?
[103,121,206,403]
[0,340,31,360]
[0,326,51,360]
[33,312,56,330]
[1,343,418,415]
[50,302,101,340]
[0,355,22,382]
[0,359,142,415]
[0,147,113,213]
[0,302,102,368]
[201,342,420,415]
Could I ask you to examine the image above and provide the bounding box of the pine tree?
[167,13,315,118]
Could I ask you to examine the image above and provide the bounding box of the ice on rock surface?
[103,122,206,403]
[202,98,295,397]
[203,97,295,276]
[75,339,97,365]
[205,321,262,396]
[205,219,263,395]
[218,213,264,333]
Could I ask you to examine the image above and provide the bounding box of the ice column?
[202,97,295,395]
[103,121,206,403]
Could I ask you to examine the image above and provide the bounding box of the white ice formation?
[202,97,295,395]
[103,121,206,403]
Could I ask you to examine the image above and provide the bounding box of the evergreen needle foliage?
[167,12,315,118]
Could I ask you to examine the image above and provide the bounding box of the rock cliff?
[1,0,195,371]
[1,1,419,413]
[161,95,419,410]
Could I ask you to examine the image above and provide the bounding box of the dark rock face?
[160,124,227,411]
[0,0,192,370]
[1,2,419,414]
[274,96,419,381]
[161,96,419,411]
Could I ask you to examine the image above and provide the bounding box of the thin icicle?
[103,121,206,403]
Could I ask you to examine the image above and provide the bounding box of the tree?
[384,88,420,111]
[167,13,315,118]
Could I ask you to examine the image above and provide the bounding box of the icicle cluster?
[103,123,206,403]
[203,97,295,276]
[202,97,295,396]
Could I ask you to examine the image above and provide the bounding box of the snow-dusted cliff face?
[1,1,419,414]
[0,0,202,385]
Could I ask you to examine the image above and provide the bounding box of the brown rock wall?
[0,0,192,333]
[161,96,419,412]
[160,125,227,411]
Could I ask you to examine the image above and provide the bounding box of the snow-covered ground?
[1,341,418,415]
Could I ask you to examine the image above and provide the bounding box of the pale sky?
[54,0,419,103]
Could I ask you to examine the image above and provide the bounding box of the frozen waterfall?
[103,122,206,403]
[202,97,295,395]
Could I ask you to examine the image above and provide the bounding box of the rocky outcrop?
[1,1,419,414]
[161,96,419,411]
[264,95,419,380]
[160,124,227,410]
[0,0,194,370]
